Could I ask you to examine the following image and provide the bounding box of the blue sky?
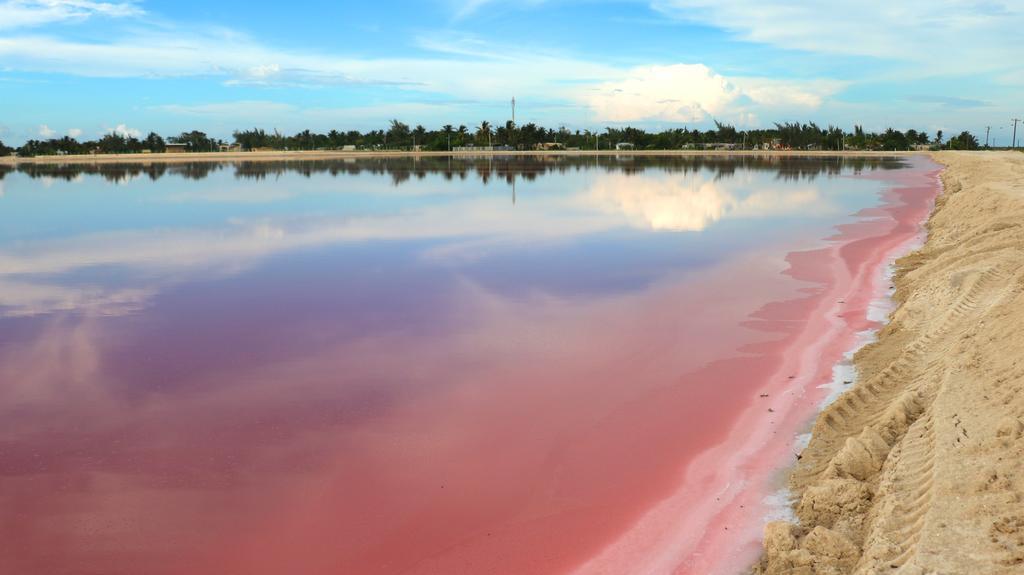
[0,0,1021,144]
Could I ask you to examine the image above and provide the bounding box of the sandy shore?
[755,151,1024,574]
[0,149,922,165]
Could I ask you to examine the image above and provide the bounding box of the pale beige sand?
[756,151,1024,574]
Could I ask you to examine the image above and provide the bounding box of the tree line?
[0,155,908,187]
[0,121,983,157]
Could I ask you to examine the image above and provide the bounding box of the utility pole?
[1013,118,1021,149]
[511,97,516,149]
[985,126,991,148]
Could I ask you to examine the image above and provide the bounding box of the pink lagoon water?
[0,156,939,574]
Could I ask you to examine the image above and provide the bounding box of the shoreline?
[567,157,940,574]
[756,151,1024,573]
[0,149,926,166]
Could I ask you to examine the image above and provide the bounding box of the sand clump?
[755,151,1024,574]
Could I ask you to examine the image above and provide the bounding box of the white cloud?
[153,100,297,118]
[67,127,82,137]
[38,123,55,137]
[0,30,618,99]
[0,0,141,30]
[582,64,841,123]
[736,77,845,109]
[652,0,1024,74]
[584,64,737,123]
[0,11,843,128]
[107,123,140,138]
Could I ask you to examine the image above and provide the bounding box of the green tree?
[441,124,454,150]
[387,120,410,148]
[412,124,427,148]
[170,131,215,152]
[948,131,979,150]
[144,132,166,153]
[475,121,492,146]
[233,128,269,150]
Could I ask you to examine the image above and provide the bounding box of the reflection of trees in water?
[13,162,225,183]
[8,155,906,186]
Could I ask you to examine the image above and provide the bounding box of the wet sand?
[756,151,1024,573]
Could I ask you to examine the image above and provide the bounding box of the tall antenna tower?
[511,97,516,125]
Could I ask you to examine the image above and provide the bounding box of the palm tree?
[457,125,469,146]
[442,124,454,150]
[476,121,492,146]
[387,119,410,149]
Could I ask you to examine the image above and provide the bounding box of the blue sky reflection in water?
[0,155,914,575]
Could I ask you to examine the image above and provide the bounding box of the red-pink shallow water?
[0,157,939,575]
[581,163,940,575]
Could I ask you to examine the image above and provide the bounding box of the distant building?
[615,142,635,150]
[164,143,188,153]
[341,145,357,151]
[535,142,564,151]
[219,143,242,152]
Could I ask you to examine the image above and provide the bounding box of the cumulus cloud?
[108,123,140,138]
[736,77,845,109]
[585,64,738,123]
[583,64,841,123]
[0,0,141,30]
[67,127,83,137]
[38,123,55,137]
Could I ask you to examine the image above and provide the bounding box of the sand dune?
[756,151,1024,574]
